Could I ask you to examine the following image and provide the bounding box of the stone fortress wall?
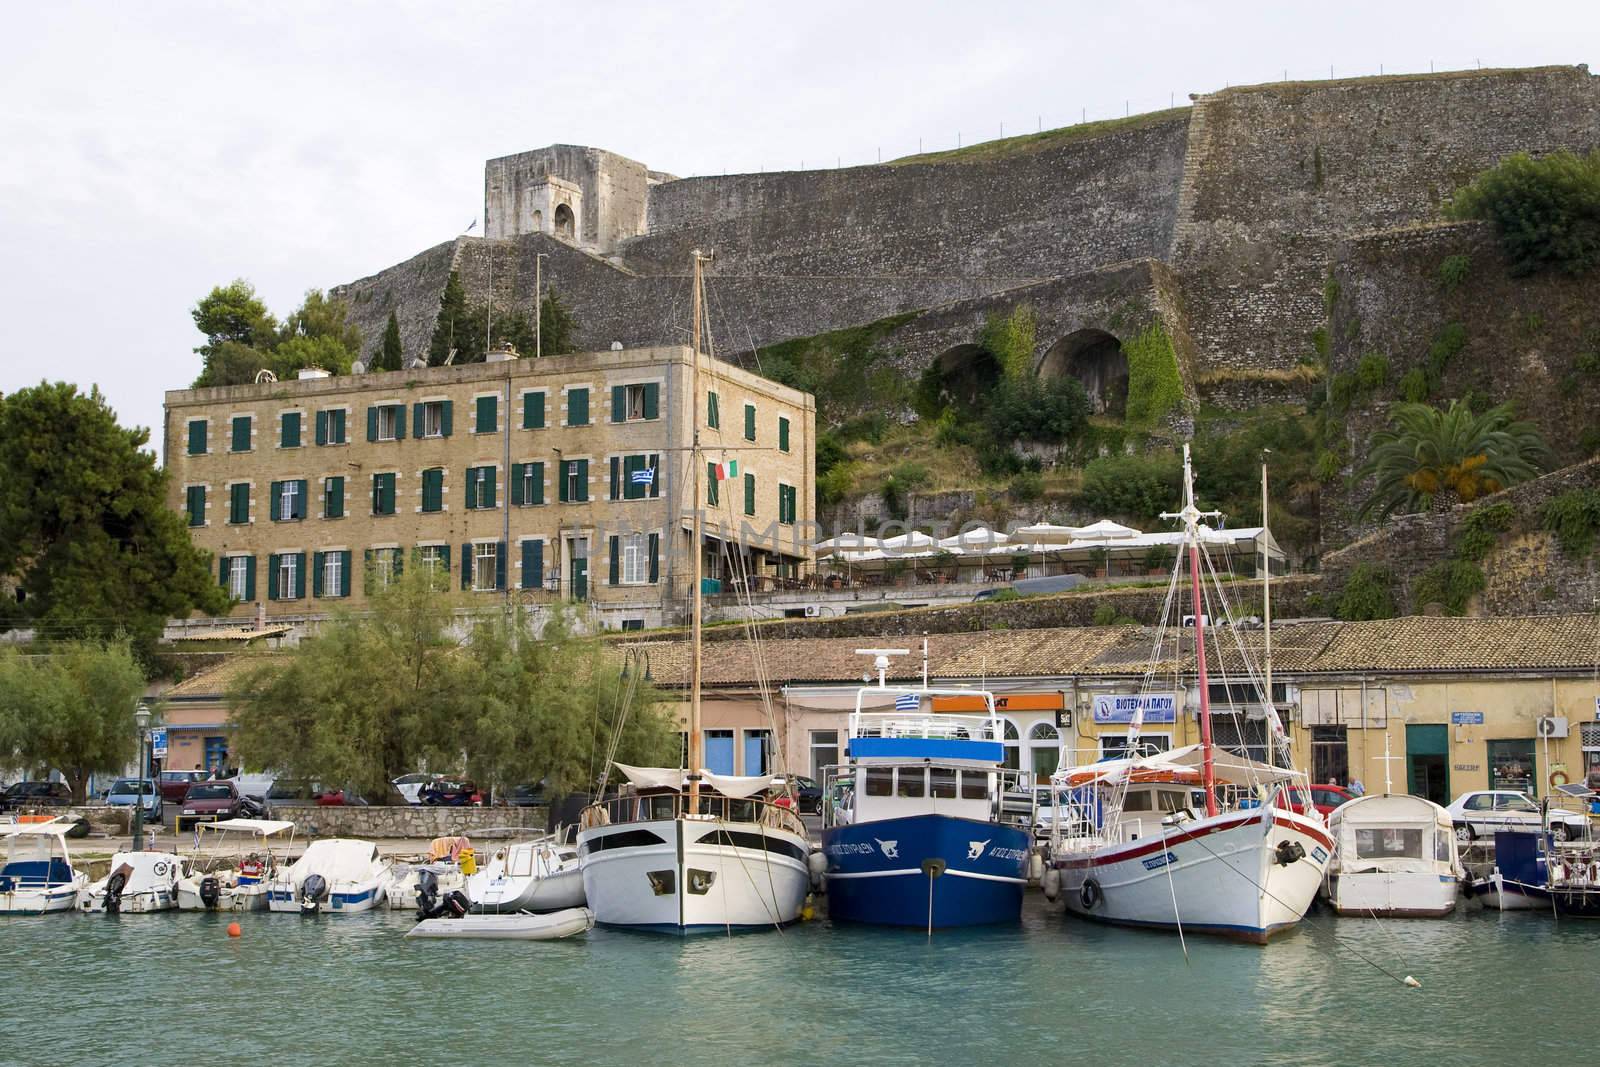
[331,65,1600,419]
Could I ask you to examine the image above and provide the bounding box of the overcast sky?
[2,1,1594,458]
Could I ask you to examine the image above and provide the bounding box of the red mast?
[1166,445,1219,818]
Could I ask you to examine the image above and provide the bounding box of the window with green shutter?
[229,482,250,524]
[186,486,205,526]
[778,416,790,453]
[511,461,543,506]
[475,394,498,433]
[421,468,444,513]
[467,466,496,509]
[281,411,302,448]
[744,471,755,516]
[317,408,348,446]
[778,483,796,525]
[707,391,720,429]
[521,539,544,590]
[187,419,208,456]
[559,459,588,503]
[522,390,545,429]
[743,403,756,442]
[373,473,396,515]
[324,476,344,519]
[231,415,252,452]
[707,463,719,507]
[567,388,589,427]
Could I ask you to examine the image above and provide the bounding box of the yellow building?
[163,346,815,630]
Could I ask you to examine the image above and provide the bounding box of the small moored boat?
[1325,794,1461,917]
[0,822,88,915]
[405,905,594,941]
[79,851,185,913]
[467,833,585,914]
[176,818,296,911]
[265,838,392,914]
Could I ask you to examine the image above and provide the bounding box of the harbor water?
[2,896,1595,1066]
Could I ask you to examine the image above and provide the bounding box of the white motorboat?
[406,906,594,940]
[387,861,467,910]
[0,822,88,915]
[78,851,185,913]
[1047,446,1330,943]
[265,838,393,914]
[176,818,296,911]
[467,834,585,913]
[1325,793,1461,917]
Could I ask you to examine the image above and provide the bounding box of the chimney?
[254,600,266,631]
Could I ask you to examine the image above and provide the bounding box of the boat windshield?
[1353,828,1425,860]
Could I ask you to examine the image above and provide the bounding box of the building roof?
[165,655,282,698]
[168,625,294,644]
[1311,614,1600,673]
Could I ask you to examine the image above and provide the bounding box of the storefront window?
[1488,738,1536,796]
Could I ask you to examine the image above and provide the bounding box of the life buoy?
[1549,769,1570,788]
[1080,878,1102,911]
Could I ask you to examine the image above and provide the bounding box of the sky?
[2,1,1595,459]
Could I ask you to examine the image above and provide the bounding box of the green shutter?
[437,544,450,576]
[576,459,588,502]
[558,460,570,503]
[511,463,525,506]
[413,402,425,436]
[744,472,755,516]
[707,463,719,507]
[441,400,453,437]
[779,416,790,453]
[267,554,280,600]
[649,533,660,583]
[610,457,621,500]
[367,406,378,442]
[569,388,588,426]
[461,543,472,590]
[611,385,627,423]
[522,540,543,590]
[232,415,251,452]
[294,553,306,599]
[329,409,344,444]
[649,454,660,499]
[187,486,204,526]
[523,392,544,429]
[744,404,755,442]
[707,391,719,429]
[530,462,544,505]
[422,468,441,512]
[364,548,374,593]
[294,480,308,520]
[643,383,659,420]
[269,481,282,522]
[282,411,300,448]
[313,552,325,598]
[339,551,351,596]
[477,394,497,433]
[383,474,396,514]
[485,467,496,509]
[316,410,328,446]
[219,555,228,588]
[394,404,407,440]
[608,536,620,585]
[329,477,344,519]
[495,541,506,591]
[244,557,256,602]
[188,419,207,455]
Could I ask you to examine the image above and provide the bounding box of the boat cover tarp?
[613,764,687,791]
[293,839,383,881]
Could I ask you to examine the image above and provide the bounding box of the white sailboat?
[1048,445,1332,943]
[577,250,811,933]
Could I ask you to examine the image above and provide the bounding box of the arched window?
[554,203,575,241]
[1002,718,1021,771]
[531,209,543,233]
[1029,721,1062,783]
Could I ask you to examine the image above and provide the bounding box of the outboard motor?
[104,870,128,914]
[414,868,440,919]
[198,875,222,910]
[441,889,471,918]
[299,872,329,914]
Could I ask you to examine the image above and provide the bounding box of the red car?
[1308,784,1355,815]
[180,780,267,822]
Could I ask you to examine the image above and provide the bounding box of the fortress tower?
[483,144,676,254]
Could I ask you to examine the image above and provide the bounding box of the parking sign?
[150,727,168,759]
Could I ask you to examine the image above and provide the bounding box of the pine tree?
[379,310,403,370]
[539,288,579,356]
[428,271,472,365]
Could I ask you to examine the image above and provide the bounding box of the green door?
[1406,724,1449,804]
[570,558,588,601]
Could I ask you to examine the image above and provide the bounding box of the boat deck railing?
[579,792,806,838]
[851,712,998,742]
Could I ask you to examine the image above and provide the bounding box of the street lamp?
[131,702,150,852]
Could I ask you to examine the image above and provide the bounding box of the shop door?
[704,730,736,775]
[1406,724,1449,804]
[570,558,588,601]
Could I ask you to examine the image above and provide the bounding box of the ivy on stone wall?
[1540,489,1600,556]
[1411,558,1486,616]
[1336,563,1397,620]
[1122,322,1185,428]
[978,304,1037,380]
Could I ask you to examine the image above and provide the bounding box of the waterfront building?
[163,346,815,631]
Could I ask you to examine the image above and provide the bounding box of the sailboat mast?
[1262,453,1273,768]
[1180,446,1219,818]
[688,250,707,810]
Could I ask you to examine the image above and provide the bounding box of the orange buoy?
[227,922,242,938]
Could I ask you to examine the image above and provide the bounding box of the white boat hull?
[1327,870,1459,917]
[77,887,176,913]
[0,879,86,915]
[266,877,388,913]
[406,906,594,940]
[1055,808,1331,943]
[469,865,586,913]
[579,817,810,932]
[176,881,269,911]
[385,864,466,910]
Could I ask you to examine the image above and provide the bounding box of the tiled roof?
[165,655,283,698]
[168,625,293,643]
[1311,614,1600,673]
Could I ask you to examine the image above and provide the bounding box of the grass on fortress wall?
[756,312,920,425]
[887,108,1190,167]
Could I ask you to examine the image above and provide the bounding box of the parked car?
[507,780,548,807]
[1444,789,1588,842]
[787,775,823,814]
[266,778,315,802]
[314,786,370,807]
[180,781,267,823]
[157,770,207,805]
[420,778,482,806]
[1309,784,1355,816]
[103,778,163,822]
[0,781,73,812]
[392,773,440,806]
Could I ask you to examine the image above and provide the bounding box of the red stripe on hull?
[1055,810,1331,869]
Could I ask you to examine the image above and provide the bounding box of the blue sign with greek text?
[1451,711,1484,725]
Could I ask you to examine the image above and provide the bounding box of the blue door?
[204,736,228,774]
[743,730,769,776]
[704,731,735,775]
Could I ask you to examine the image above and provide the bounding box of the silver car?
[1444,789,1588,842]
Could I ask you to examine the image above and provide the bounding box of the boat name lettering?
[987,847,1028,862]
[826,841,878,856]
[1140,851,1178,870]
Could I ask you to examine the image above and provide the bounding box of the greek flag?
[895,693,921,712]
[631,467,655,485]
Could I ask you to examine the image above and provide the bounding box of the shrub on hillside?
[988,375,1091,444]
[1336,563,1397,620]
[1446,149,1600,276]
[1077,453,1182,524]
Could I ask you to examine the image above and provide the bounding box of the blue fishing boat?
[821,649,1032,928]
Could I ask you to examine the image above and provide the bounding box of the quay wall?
[269,804,549,839]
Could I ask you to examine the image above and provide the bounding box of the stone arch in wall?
[554,203,576,241]
[531,209,543,233]
[1038,328,1128,417]
[932,344,1002,409]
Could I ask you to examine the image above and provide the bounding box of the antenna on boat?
[1374,732,1405,796]
[855,648,909,688]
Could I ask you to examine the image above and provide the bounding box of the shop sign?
[1450,711,1484,725]
[1453,764,1479,772]
[931,693,1063,714]
[1093,694,1177,724]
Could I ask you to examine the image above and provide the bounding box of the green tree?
[0,639,147,802]
[1446,149,1600,276]
[1356,400,1550,519]
[191,280,278,387]
[538,288,579,356]
[428,270,474,365]
[1076,453,1183,524]
[987,375,1090,443]
[1335,563,1397,621]
[0,384,230,663]
[378,310,404,371]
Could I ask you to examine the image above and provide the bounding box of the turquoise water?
[2,897,1595,1066]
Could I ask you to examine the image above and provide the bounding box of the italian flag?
[712,459,738,480]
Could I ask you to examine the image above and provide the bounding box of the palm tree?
[1356,399,1550,519]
